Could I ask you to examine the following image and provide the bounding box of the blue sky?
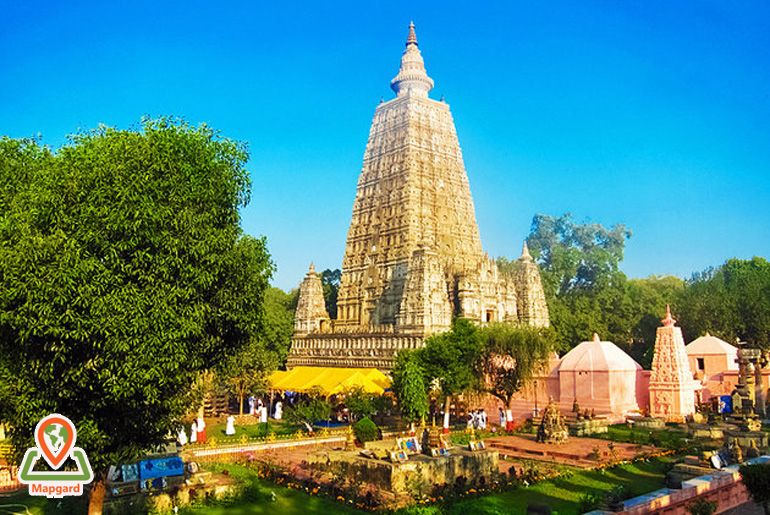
[2,1,769,290]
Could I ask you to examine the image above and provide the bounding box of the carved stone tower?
[288,23,550,370]
[649,306,700,421]
[513,243,550,328]
[293,263,330,335]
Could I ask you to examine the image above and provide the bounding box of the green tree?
[418,318,482,430]
[525,212,631,297]
[285,388,331,432]
[739,462,770,515]
[627,275,684,366]
[343,386,377,423]
[477,324,557,414]
[321,268,341,319]
[678,258,770,349]
[391,351,429,425]
[0,120,273,514]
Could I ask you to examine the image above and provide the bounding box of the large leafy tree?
[418,318,482,430]
[678,258,770,349]
[525,212,631,297]
[0,120,273,513]
[476,324,557,422]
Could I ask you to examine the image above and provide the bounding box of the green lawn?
[0,490,78,514]
[202,420,298,444]
[178,464,361,515]
[2,456,675,515]
[182,457,673,515]
[594,424,689,449]
[442,457,674,515]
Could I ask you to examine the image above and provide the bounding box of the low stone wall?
[181,434,346,462]
[306,447,499,496]
[586,455,769,515]
[568,418,609,437]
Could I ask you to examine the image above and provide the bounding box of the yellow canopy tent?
[268,367,391,396]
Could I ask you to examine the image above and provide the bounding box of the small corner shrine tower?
[649,305,700,421]
[288,23,549,371]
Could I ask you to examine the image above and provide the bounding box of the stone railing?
[180,427,351,461]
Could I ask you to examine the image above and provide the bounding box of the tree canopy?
[501,212,769,362]
[391,350,429,424]
[477,323,558,408]
[678,257,770,349]
[0,119,273,512]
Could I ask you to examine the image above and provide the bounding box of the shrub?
[353,416,379,443]
[578,491,604,513]
[687,498,717,515]
[739,462,770,514]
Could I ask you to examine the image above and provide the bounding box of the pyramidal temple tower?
[289,23,549,370]
[649,306,700,421]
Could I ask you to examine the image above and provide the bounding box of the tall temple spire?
[391,22,434,98]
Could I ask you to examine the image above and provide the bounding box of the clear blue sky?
[2,1,769,290]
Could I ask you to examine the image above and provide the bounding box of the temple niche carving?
[288,23,549,371]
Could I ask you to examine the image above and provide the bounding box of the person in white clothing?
[177,427,188,446]
[274,401,283,420]
[225,415,236,436]
[190,421,198,443]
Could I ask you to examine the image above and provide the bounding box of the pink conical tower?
[648,305,700,421]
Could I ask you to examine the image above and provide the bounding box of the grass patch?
[444,456,675,515]
[594,424,689,449]
[178,463,361,515]
[203,420,298,444]
[0,489,83,514]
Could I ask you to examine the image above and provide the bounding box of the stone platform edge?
[584,455,769,515]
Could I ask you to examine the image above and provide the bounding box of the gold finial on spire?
[662,304,676,327]
[407,21,418,46]
[592,333,601,343]
[309,262,315,274]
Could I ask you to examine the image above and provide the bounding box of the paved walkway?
[486,434,656,468]
[721,501,764,514]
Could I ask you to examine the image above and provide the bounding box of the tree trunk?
[443,396,452,434]
[239,392,244,416]
[87,475,106,515]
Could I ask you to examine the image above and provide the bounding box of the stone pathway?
[485,434,656,468]
[721,501,764,514]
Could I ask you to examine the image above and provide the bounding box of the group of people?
[466,408,488,430]
[247,395,283,422]
[177,416,206,446]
